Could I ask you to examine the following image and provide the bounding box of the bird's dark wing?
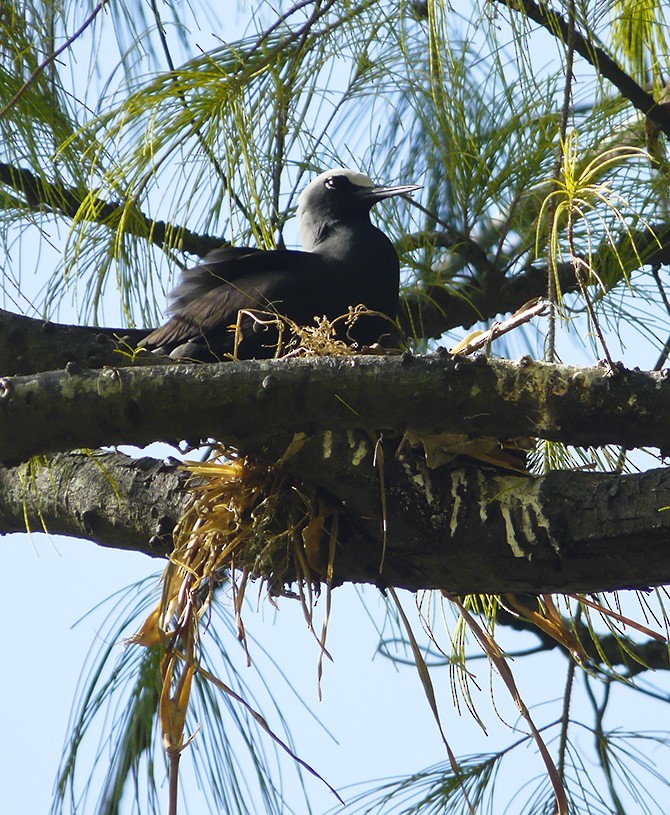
[165,246,272,311]
[141,246,327,360]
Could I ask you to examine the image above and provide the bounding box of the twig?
[450,299,549,355]
[652,265,670,370]
[584,676,627,814]
[0,2,109,121]
[557,618,578,779]
[168,750,180,815]
[573,256,615,370]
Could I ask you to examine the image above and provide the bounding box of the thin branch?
[404,209,499,279]
[501,0,670,137]
[0,1,109,121]
[402,219,670,341]
[573,256,615,369]
[497,606,670,674]
[652,266,670,370]
[585,677,628,814]
[449,299,549,355]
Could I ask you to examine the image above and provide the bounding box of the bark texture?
[2,335,670,595]
[2,354,670,463]
[278,431,670,593]
[0,451,189,556]
[3,442,670,594]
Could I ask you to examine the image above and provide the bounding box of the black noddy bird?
[141,168,420,360]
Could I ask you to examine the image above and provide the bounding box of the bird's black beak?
[357,183,422,202]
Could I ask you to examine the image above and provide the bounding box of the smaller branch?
[546,0,576,362]
[586,678,628,815]
[402,220,670,341]
[557,650,576,780]
[403,221,499,279]
[0,162,224,256]
[400,259,577,339]
[574,256,615,369]
[449,299,549,355]
[503,0,670,138]
[651,266,670,370]
[497,605,670,674]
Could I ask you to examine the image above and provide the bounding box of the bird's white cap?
[297,168,419,251]
[297,168,374,212]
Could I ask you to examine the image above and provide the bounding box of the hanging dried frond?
[130,446,340,812]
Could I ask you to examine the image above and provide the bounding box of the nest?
[233,304,397,358]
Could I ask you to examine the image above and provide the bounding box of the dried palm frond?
[131,448,340,813]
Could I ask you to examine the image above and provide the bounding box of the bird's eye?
[324,175,347,190]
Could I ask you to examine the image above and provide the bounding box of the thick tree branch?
[0,451,189,556]
[275,431,670,593]
[0,308,148,376]
[2,210,667,371]
[4,447,670,595]
[0,261,571,374]
[2,354,670,463]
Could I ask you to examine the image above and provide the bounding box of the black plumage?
[141,168,420,360]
